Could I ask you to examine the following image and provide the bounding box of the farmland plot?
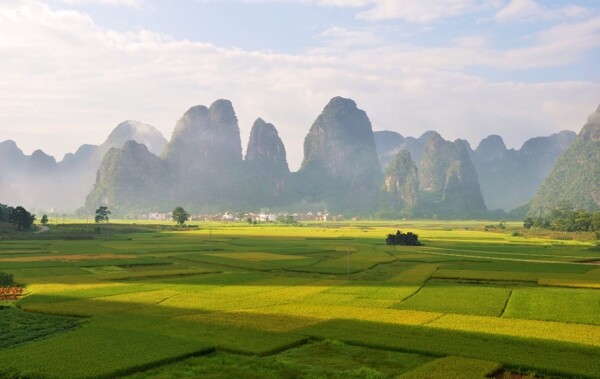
[0,221,599,378]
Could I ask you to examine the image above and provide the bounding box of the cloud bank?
[0,0,598,170]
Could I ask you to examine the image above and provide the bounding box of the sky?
[0,0,599,170]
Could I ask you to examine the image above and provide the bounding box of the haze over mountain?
[294,97,382,214]
[374,128,577,212]
[86,140,166,212]
[379,150,419,217]
[161,100,244,211]
[417,133,486,218]
[0,121,167,212]
[2,97,596,220]
[529,105,600,215]
[243,118,290,206]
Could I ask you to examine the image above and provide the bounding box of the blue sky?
[1,0,599,169]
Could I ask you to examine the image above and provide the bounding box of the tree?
[385,230,421,246]
[172,206,190,226]
[10,206,35,231]
[0,204,9,222]
[523,217,534,229]
[95,206,111,223]
[0,271,14,286]
[41,215,48,225]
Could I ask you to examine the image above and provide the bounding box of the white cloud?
[495,0,592,22]
[59,0,144,7]
[0,0,598,171]
[355,0,499,22]
[217,0,502,22]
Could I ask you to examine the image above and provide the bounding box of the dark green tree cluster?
[172,206,190,226]
[385,230,421,246]
[0,272,14,287]
[524,203,600,232]
[94,206,111,223]
[0,204,35,230]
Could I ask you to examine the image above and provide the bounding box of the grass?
[123,341,433,379]
[398,356,501,379]
[503,287,600,325]
[394,281,512,316]
[0,307,82,349]
[0,220,599,378]
[301,319,600,378]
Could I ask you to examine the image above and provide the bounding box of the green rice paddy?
[0,220,599,378]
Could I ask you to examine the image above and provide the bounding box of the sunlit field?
[1,220,599,378]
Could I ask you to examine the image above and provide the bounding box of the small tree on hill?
[172,206,190,226]
[41,215,48,225]
[95,206,111,223]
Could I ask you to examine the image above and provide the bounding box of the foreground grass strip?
[123,341,433,379]
[93,315,309,356]
[429,314,600,347]
[0,325,213,379]
[398,356,501,379]
[300,319,600,378]
[0,307,82,349]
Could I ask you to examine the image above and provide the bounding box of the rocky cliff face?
[418,135,486,217]
[55,120,167,212]
[163,100,242,172]
[442,142,486,214]
[245,118,289,174]
[243,118,290,205]
[375,127,576,211]
[472,131,576,211]
[374,130,436,170]
[296,97,382,214]
[529,106,600,214]
[85,140,166,213]
[380,150,419,216]
[160,99,244,210]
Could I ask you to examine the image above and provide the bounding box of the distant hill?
[418,133,486,218]
[161,99,244,211]
[379,150,419,217]
[85,141,166,213]
[294,97,382,214]
[243,118,290,207]
[0,121,167,212]
[1,97,590,219]
[529,105,600,215]
[374,129,576,211]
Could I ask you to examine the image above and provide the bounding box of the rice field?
[0,220,599,378]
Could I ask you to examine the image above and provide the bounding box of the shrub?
[0,272,14,287]
[385,230,421,246]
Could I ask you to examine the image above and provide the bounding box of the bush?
[385,230,421,246]
[0,272,14,287]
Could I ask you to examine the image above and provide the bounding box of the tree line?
[524,203,600,233]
